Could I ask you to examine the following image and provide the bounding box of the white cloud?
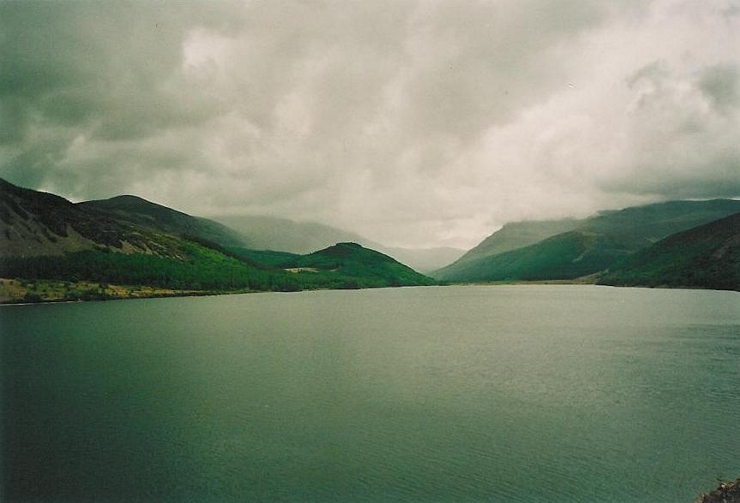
[1,0,738,249]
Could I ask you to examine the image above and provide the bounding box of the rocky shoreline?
[695,479,740,503]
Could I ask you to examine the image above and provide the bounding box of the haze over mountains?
[1,177,739,299]
[214,214,375,255]
[213,215,463,273]
[0,178,434,302]
[600,212,740,291]
[433,199,740,290]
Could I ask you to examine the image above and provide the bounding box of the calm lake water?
[2,285,739,502]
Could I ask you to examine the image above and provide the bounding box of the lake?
[2,285,739,502]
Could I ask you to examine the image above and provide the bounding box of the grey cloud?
[699,63,740,113]
[0,1,233,137]
[396,0,615,138]
[1,0,738,248]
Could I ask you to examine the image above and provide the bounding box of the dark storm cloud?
[0,0,738,248]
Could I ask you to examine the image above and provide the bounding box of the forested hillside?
[598,212,740,291]
[434,199,740,286]
[0,179,434,302]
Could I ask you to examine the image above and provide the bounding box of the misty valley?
[1,178,738,305]
[1,179,739,503]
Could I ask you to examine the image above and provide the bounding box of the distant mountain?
[280,242,436,288]
[382,246,466,274]
[598,212,740,291]
[577,199,740,249]
[436,231,626,282]
[213,215,378,254]
[433,199,740,283]
[0,179,435,302]
[435,219,579,278]
[213,214,460,273]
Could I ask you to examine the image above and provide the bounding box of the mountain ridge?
[433,199,740,285]
[598,211,740,291]
[0,178,435,302]
[213,214,463,272]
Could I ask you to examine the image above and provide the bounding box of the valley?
[2,177,738,303]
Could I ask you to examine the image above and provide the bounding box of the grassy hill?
[214,214,462,273]
[454,219,580,265]
[598,212,740,291]
[0,179,435,302]
[434,219,580,279]
[438,231,628,282]
[434,199,740,283]
[279,242,437,289]
[578,199,740,249]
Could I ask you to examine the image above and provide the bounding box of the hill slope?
[438,231,626,282]
[434,199,740,282]
[213,214,462,272]
[434,219,580,279]
[80,195,246,248]
[0,179,435,302]
[280,242,436,288]
[1,178,188,258]
[598,212,740,291]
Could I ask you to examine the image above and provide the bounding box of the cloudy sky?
[1,0,739,249]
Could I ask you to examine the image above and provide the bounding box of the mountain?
[436,231,626,282]
[279,242,437,289]
[434,219,579,278]
[577,199,740,249]
[213,214,379,254]
[0,178,189,258]
[0,179,435,302]
[433,199,740,283]
[382,246,466,274]
[598,212,740,291]
[213,214,463,273]
[80,195,246,248]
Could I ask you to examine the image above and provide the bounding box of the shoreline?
[0,278,256,306]
[3,277,737,306]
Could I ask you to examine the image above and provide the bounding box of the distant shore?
[3,276,735,305]
[0,278,243,305]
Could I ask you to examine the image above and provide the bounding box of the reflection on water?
[2,286,739,502]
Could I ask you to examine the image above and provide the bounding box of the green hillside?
[214,214,464,273]
[598,212,740,291]
[280,242,437,289]
[434,199,740,283]
[441,231,627,282]
[228,248,301,268]
[80,195,246,248]
[435,219,579,279]
[579,199,740,249]
[0,179,435,302]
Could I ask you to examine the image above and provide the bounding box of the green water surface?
[2,285,738,502]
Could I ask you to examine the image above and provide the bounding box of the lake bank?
[4,275,738,305]
[0,277,226,304]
